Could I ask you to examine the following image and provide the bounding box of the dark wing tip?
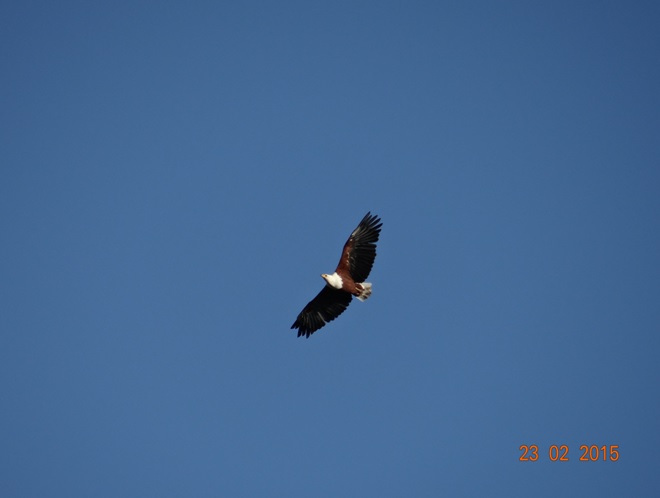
[354,212,383,237]
[361,211,382,226]
[290,319,316,338]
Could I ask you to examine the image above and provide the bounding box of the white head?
[321,272,343,289]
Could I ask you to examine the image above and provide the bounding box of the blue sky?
[2,1,659,496]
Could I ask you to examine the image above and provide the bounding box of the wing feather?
[291,287,353,338]
[336,212,382,283]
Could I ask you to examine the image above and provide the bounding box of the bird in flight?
[291,212,382,338]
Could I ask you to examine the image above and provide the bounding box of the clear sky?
[2,1,659,496]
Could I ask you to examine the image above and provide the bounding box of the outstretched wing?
[291,286,353,338]
[336,212,382,283]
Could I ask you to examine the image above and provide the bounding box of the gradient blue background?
[2,1,659,496]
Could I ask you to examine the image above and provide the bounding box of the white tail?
[356,282,372,301]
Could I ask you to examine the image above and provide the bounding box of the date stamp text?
[519,444,619,462]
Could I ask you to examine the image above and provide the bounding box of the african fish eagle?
[291,212,382,338]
